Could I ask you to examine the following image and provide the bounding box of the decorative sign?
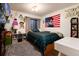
[65,6,79,18]
[45,14,60,27]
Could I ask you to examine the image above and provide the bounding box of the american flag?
[52,14,60,27]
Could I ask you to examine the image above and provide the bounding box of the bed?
[26,31,63,55]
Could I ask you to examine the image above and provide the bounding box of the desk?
[55,37,79,56]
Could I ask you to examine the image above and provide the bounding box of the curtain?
[29,18,40,30]
[24,16,40,33]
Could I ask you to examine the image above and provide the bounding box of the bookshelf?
[71,18,78,38]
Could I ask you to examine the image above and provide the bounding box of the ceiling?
[10,3,77,17]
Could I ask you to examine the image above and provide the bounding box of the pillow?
[42,31,50,33]
[56,32,63,38]
[32,28,40,32]
[51,32,63,38]
[38,28,42,31]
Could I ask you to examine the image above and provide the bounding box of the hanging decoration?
[65,6,79,18]
[19,14,23,20]
[45,14,60,27]
[0,3,11,24]
[19,22,24,29]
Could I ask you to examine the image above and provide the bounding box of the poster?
[45,14,60,27]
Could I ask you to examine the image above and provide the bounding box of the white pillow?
[50,31,63,37]
[38,28,42,31]
[56,32,63,38]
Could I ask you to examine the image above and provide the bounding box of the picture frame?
[72,31,77,37]
[71,17,78,38]
[72,25,77,30]
[71,18,78,24]
[45,14,60,27]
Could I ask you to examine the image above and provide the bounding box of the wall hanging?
[19,14,23,20]
[45,14,60,27]
[19,22,24,29]
[65,6,79,18]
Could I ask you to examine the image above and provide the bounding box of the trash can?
[4,31,12,45]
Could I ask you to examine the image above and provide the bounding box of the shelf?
[72,30,78,31]
[71,23,78,25]
[71,18,78,38]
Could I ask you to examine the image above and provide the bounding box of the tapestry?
[45,14,60,27]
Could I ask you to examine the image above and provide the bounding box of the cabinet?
[71,18,78,38]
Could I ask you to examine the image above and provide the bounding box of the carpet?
[5,39,41,56]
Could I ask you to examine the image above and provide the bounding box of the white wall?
[5,10,41,32]
[41,4,79,37]
[5,4,79,37]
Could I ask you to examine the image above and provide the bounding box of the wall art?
[45,14,60,27]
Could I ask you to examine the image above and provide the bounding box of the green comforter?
[27,31,60,55]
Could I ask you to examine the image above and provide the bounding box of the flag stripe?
[52,14,60,27]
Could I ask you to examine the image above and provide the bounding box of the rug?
[5,39,41,56]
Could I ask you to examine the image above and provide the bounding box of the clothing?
[17,27,26,40]
[0,17,6,24]
[13,25,18,29]
[17,27,25,34]
[12,19,18,29]
[5,23,11,31]
[2,3,11,16]
[0,3,11,24]
[12,20,18,26]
